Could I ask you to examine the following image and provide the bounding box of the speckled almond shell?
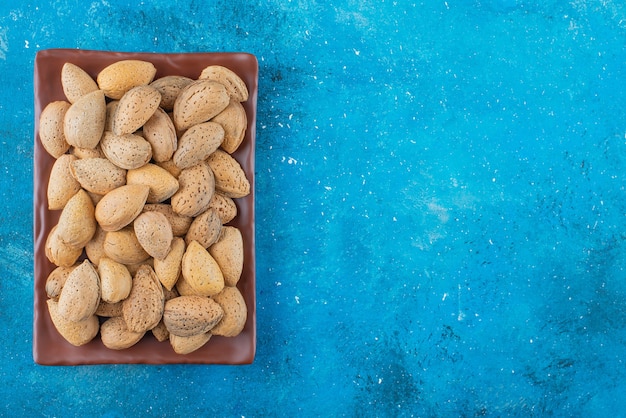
[142,107,177,162]
[122,265,165,333]
[47,299,99,347]
[207,192,237,224]
[95,184,150,232]
[70,157,127,195]
[61,62,99,104]
[63,89,106,149]
[153,236,185,291]
[39,100,71,158]
[112,85,161,135]
[173,79,230,131]
[171,162,215,218]
[208,226,244,287]
[84,225,107,266]
[95,300,123,318]
[133,211,174,260]
[163,295,224,337]
[47,154,81,210]
[206,149,250,198]
[181,240,224,297]
[126,163,179,204]
[100,131,153,170]
[142,203,192,237]
[55,189,96,249]
[96,59,157,100]
[211,285,247,337]
[211,100,247,154]
[100,316,146,350]
[56,259,101,323]
[102,226,151,265]
[45,225,83,267]
[45,264,76,300]
[185,208,222,249]
[199,65,249,102]
[98,257,132,304]
[149,75,193,111]
[169,332,212,355]
[174,122,224,170]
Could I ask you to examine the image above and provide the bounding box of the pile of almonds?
[39,59,250,354]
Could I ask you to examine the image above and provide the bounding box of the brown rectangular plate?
[33,49,257,365]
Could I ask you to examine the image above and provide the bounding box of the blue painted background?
[1,0,626,416]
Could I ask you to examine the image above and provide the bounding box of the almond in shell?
[149,75,193,111]
[56,259,101,323]
[185,209,222,249]
[47,154,81,210]
[199,65,249,102]
[70,157,127,195]
[211,99,247,153]
[45,264,77,300]
[47,299,99,347]
[181,240,224,297]
[173,122,224,169]
[112,85,161,135]
[103,226,151,265]
[206,149,250,198]
[208,226,244,287]
[142,107,177,162]
[45,225,83,267]
[170,162,215,218]
[207,192,237,224]
[95,184,150,232]
[98,257,132,303]
[133,211,174,260]
[39,100,71,158]
[169,332,212,355]
[100,131,152,170]
[173,79,230,131]
[61,62,98,104]
[55,189,97,249]
[97,59,157,100]
[143,203,192,237]
[126,163,179,203]
[63,89,106,149]
[122,264,165,333]
[100,316,145,350]
[211,285,247,337]
[163,295,223,337]
[154,236,185,291]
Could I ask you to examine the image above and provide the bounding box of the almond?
[39,100,71,158]
[126,163,179,203]
[211,285,247,337]
[199,65,249,102]
[100,131,152,170]
[85,224,107,265]
[47,154,81,210]
[102,227,150,266]
[173,122,224,169]
[171,162,215,218]
[207,192,237,224]
[95,300,123,317]
[57,259,101,322]
[212,99,247,153]
[45,225,83,267]
[142,107,177,162]
[150,75,193,111]
[70,157,127,195]
[100,316,145,350]
[122,264,165,333]
[61,62,98,104]
[173,79,230,131]
[206,149,250,198]
[63,89,106,149]
[45,264,77,300]
[169,332,212,355]
[185,209,222,249]
[70,145,105,159]
[133,211,173,260]
[98,256,133,303]
[112,85,161,135]
[181,240,224,297]
[97,59,157,100]
[208,226,244,287]
[143,203,192,236]
[163,295,223,337]
[47,299,99,347]
[55,189,97,249]
[95,184,150,231]
[154,236,185,291]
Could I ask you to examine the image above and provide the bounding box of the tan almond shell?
[56,259,101,323]
[171,162,215,218]
[95,184,150,232]
[126,163,179,203]
[100,316,146,350]
[121,264,165,333]
[45,264,77,300]
[142,107,177,162]
[84,225,107,266]
[112,85,162,136]
[96,59,157,100]
[63,89,106,149]
[151,321,170,342]
[153,236,185,291]
[207,192,237,224]
[149,75,193,111]
[181,240,224,297]
[173,122,224,170]
[185,208,222,249]
[39,100,71,158]
[211,99,247,153]
[211,285,247,337]
[169,332,212,355]
[47,154,81,210]
[156,159,182,179]
[163,295,224,337]
[45,225,83,267]
[174,271,202,297]
[103,226,151,265]
[70,157,127,195]
[70,145,105,159]
[142,203,192,237]
[172,79,230,131]
[198,65,249,102]
[95,300,123,317]
[206,149,250,198]
[55,189,96,249]
[61,62,99,104]
[133,211,174,260]
[98,257,133,303]
[47,299,99,347]
[208,226,244,287]
[100,131,153,170]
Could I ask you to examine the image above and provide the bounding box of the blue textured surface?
[1,0,626,416]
